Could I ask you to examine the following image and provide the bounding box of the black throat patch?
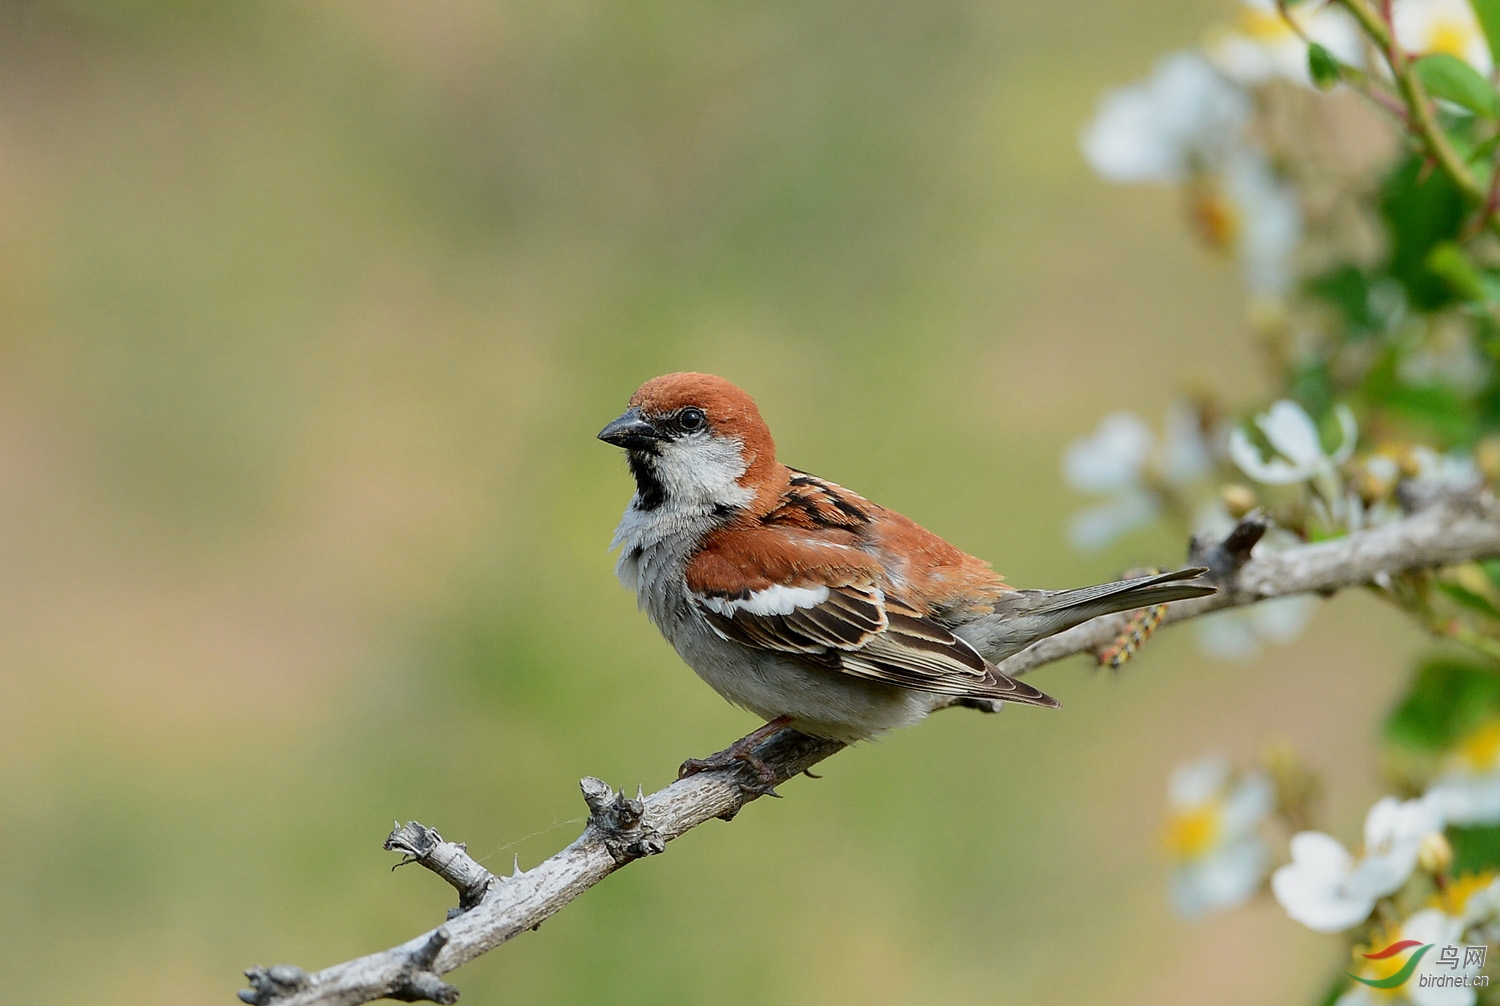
[627,452,667,511]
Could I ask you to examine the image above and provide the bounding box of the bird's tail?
[973,567,1215,661]
[1033,566,1214,623]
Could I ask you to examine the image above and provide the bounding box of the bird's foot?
[677,716,792,797]
[678,748,780,797]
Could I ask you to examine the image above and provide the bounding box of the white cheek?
[653,435,754,508]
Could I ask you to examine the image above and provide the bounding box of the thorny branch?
[240,487,1500,1006]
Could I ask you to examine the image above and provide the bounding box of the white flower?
[1338,906,1483,1006]
[1229,400,1357,485]
[1192,151,1302,297]
[1207,0,1366,87]
[1061,404,1214,550]
[1081,51,1251,183]
[1062,413,1155,492]
[1409,446,1484,491]
[1363,446,1481,504]
[1341,455,1405,532]
[1399,323,1490,393]
[1229,400,1357,526]
[1272,794,1445,932]
[1394,0,1493,76]
[1082,53,1304,299]
[1163,754,1275,917]
[1399,909,1485,1006]
[1429,719,1500,827]
[1063,412,1159,549]
[1450,871,1500,931]
[1160,401,1216,485]
[1195,594,1316,661]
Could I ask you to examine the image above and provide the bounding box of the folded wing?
[687,530,1057,707]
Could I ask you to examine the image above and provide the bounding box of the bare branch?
[239,731,841,1006]
[239,487,1500,1006]
[383,823,494,917]
[997,487,1500,677]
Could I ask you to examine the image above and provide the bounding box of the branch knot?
[389,929,459,1004]
[239,965,308,1005]
[580,777,664,864]
[1190,511,1267,579]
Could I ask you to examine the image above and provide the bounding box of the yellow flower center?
[1350,923,1411,991]
[1236,6,1296,41]
[1427,18,1474,59]
[1456,720,1500,772]
[1165,802,1222,859]
[1189,185,1242,251]
[1434,869,1498,917]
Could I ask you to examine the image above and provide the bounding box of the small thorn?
[512,854,521,877]
[802,769,822,779]
[636,783,644,801]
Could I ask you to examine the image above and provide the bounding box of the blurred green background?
[0,1,1421,1003]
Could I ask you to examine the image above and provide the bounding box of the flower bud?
[1477,437,1500,484]
[1418,831,1453,875]
[1353,468,1391,508]
[1220,483,1257,519]
[1397,448,1421,481]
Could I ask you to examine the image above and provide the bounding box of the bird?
[599,372,1215,789]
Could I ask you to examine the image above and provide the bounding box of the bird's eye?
[678,407,706,432]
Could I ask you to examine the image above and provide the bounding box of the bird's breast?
[611,502,722,633]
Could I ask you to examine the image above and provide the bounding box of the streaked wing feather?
[798,604,877,646]
[884,610,987,674]
[694,583,1056,705]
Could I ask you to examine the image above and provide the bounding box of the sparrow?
[599,372,1214,786]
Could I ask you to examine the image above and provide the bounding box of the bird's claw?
[734,750,780,796]
[677,756,714,779]
[677,749,780,797]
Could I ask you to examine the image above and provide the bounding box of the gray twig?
[383,823,493,917]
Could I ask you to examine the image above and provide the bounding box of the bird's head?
[599,372,776,512]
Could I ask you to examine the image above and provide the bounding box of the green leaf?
[1414,53,1499,117]
[1289,359,1335,420]
[1435,578,1500,619]
[1313,974,1348,1006]
[1474,333,1500,435]
[1306,266,1385,338]
[1427,240,1493,303]
[1468,131,1500,164]
[1471,0,1500,69]
[1451,823,1500,873]
[1386,654,1500,752]
[1360,348,1475,444]
[1392,386,1475,443]
[1382,155,1469,310]
[1429,242,1500,308]
[1308,42,1342,90]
